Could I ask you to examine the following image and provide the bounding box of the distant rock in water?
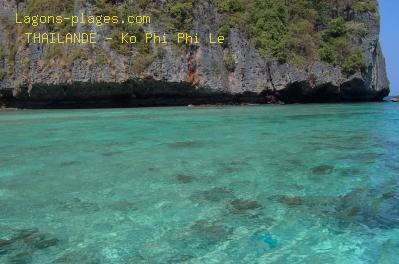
[390,96,399,102]
[0,0,389,108]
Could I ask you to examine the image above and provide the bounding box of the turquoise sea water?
[0,103,399,263]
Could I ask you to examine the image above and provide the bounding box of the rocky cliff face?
[0,0,390,108]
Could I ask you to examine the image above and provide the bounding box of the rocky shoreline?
[0,82,389,110]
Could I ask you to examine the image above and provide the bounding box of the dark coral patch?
[9,251,33,264]
[176,175,197,184]
[221,166,241,174]
[60,160,80,167]
[164,219,233,257]
[166,254,194,263]
[148,167,160,172]
[53,251,101,263]
[288,159,304,166]
[230,160,250,166]
[0,239,11,248]
[10,228,59,250]
[271,195,305,207]
[191,187,235,202]
[24,233,58,250]
[339,167,361,176]
[58,197,100,213]
[218,160,250,174]
[110,200,138,212]
[311,165,334,175]
[101,150,124,157]
[229,199,262,213]
[190,220,233,245]
[168,141,205,149]
[0,227,59,262]
[334,187,399,229]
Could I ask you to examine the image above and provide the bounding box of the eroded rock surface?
[0,1,390,108]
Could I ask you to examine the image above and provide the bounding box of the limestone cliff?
[0,0,390,108]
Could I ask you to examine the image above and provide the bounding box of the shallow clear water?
[1,103,399,263]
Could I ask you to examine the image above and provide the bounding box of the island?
[0,0,390,108]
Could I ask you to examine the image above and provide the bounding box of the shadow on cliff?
[278,77,388,103]
[0,79,270,109]
[0,77,389,109]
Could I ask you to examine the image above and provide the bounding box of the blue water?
[0,103,399,263]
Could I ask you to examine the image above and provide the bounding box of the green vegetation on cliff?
[213,0,374,74]
[0,0,378,79]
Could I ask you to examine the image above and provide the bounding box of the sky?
[380,0,398,95]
